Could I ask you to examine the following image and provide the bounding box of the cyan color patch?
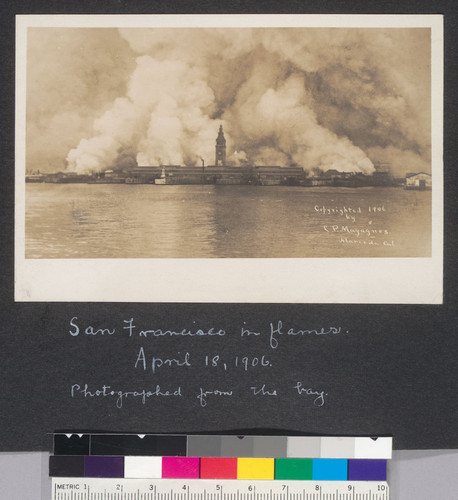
[312,459,348,480]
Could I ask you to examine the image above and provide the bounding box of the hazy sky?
[26,27,431,176]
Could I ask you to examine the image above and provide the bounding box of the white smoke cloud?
[66,54,221,172]
[27,27,431,177]
[228,149,249,166]
[230,75,375,172]
[26,28,135,173]
[366,145,431,175]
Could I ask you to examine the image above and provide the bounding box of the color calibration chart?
[51,434,391,499]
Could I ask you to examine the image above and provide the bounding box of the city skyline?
[26,27,431,178]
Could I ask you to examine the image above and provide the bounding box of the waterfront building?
[130,165,304,185]
[405,172,432,190]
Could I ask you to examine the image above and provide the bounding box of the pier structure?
[26,126,403,187]
[131,165,304,185]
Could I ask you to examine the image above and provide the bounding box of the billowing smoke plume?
[26,28,135,172]
[67,55,218,170]
[27,27,431,176]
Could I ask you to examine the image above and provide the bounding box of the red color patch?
[200,457,238,479]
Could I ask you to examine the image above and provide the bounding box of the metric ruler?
[52,479,389,500]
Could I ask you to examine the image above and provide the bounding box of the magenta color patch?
[162,457,200,478]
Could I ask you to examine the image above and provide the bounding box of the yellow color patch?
[237,458,275,479]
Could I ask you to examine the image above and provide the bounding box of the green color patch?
[275,458,313,480]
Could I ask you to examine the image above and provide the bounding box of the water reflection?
[25,184,431,258]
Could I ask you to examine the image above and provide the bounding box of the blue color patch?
[312,459,348,480]
[348,459,387,481]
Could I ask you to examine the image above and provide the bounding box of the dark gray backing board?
[0,0,457,452]
[1,302,457,450]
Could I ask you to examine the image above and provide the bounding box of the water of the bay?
[25,184,431,258]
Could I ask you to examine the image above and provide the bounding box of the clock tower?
[215,125,226,166]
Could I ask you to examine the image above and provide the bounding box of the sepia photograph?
[15,15,443,302]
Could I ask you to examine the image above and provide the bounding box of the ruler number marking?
[51,481,388,500]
